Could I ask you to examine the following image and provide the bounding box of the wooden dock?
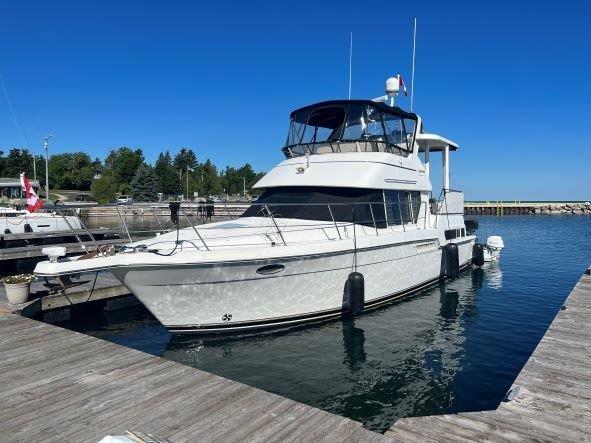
[0,272,134,322]
[0,313,389,442]
[386,265,591,441]
[0,227,130,262]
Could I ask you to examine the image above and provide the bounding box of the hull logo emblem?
[222,313,232,322]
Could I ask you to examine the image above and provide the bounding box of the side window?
[384,190,421,225]
[385,190,403,225]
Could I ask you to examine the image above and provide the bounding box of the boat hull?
[112,237,475,333]
[0,214,82,234]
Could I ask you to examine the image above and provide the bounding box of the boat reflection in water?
[159,266,501,431]
[483,263,503,290]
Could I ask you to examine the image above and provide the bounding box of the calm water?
[66,216,591,432]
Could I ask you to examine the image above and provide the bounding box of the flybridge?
[280,76,460,191]
[282,99,417,159]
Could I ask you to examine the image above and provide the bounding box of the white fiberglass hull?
[111,236,475,333]
[0,212,82,234]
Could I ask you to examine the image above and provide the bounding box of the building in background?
[0,177,40,199]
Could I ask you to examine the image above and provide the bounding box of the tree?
[48,152,94,190]
[174,148,198,197]
[1,148,35,178]
[173,148,198,176]
[237,163,260,194]
[91,173,118,203]
[192,159,222,197]
[131,165,159,202]
[154,151,181,195]
[105,147,145,186]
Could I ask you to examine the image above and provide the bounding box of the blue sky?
[0,0,589,200]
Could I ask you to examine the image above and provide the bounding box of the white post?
[44,137,50,200]
[424,145,430,177]
[442,144,450,190]
[32,154,37,181]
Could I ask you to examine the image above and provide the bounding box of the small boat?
[0,207,82,235]
[35,75,499,333]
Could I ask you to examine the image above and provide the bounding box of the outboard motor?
[483,236,504,262]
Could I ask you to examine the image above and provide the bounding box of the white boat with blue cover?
[35,76,487,333]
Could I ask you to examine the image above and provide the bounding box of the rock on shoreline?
[535,202,591,215]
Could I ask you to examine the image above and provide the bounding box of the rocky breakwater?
[535,202,591,215]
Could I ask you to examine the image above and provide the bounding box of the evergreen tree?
[173,147,198,176]
[192,159,223,197]
[130,165,159,202]
[154,151,181,195]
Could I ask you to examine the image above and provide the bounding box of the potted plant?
[2,274,36,304]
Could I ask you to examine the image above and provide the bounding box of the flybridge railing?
[26,199,431,254]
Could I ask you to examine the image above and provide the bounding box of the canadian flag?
[19,172,44,213]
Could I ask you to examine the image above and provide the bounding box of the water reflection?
[341,320,366,371]
[484,263,503,290]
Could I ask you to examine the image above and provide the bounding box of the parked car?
[75,194,92,202]
[116,195,133,204]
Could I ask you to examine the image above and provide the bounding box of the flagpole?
[44,135,52,200]
[410,18,417,111]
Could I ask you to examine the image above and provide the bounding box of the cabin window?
[384,190,421,225]
[241,186,386,228]
[444,228,466,240]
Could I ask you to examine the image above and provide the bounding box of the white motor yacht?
[35,76,483,333]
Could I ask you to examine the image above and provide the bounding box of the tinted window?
[384,190,421,225]
[241,186,386,228]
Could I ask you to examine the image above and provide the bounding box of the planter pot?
[4,282,31,304]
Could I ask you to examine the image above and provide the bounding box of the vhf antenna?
[410,18,417,111]
[348,32,353,99]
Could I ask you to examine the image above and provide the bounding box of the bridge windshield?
[283,101,416,158]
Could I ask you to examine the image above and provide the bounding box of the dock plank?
[0,314,388,441]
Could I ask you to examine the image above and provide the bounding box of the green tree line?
[0,147,265,203]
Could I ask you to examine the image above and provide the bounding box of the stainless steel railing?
[10,199,432,255]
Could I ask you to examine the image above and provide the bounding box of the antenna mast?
[348,32,353,99]
[411,18,417,111]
